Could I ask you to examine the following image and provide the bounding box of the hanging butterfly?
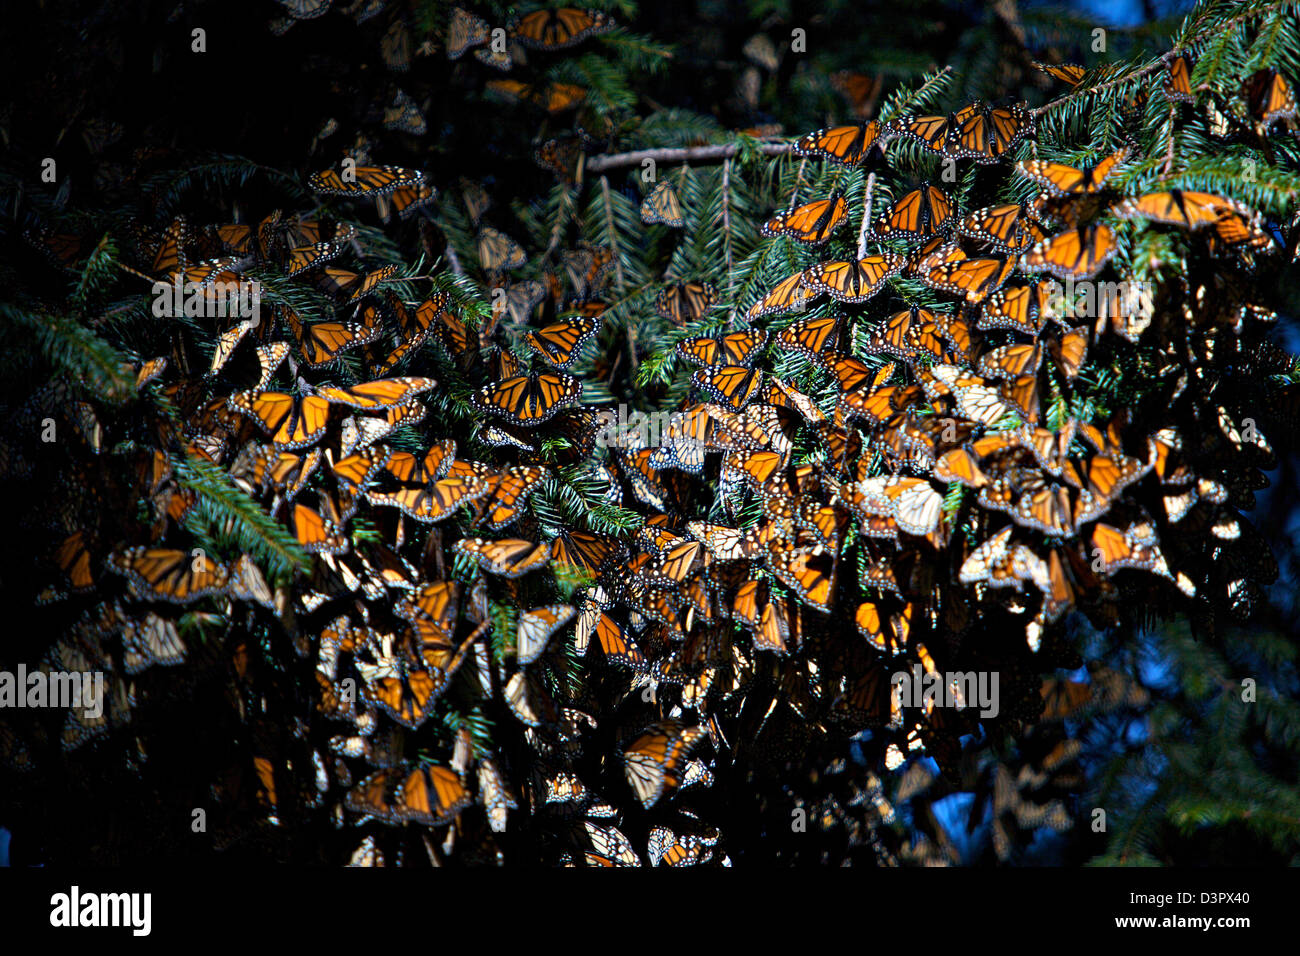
[958,203,1047,252]
[375,179,437,223]
[950,102,1033,163]
[227,391,331,449]
[891,102,984,155]
[366,475,491,523]
[924,255,1015,303]
[510,7,615,50]
[446,7,489,59]
[308,165,423,197]
[472,370,582,425]
[746,271,815,319]
[640,181,684,228]
[476,226,527,271]
[691,365,763,411]
[655,281,717,325]
[1020,223,1117,280]
[869,186,953,241]
[105,547,230,603]
[793,120,883,166]
[1164,54,1196,104]
[517,605,575,664]
[453,538,551,578]
[803,253,904,303]
[1241,68,1298,125]
[1015,146,1129,196]
[676,329,767,368]
[761,192,848,244]
[1032,62,1086,87]
[524,317,600,369]
[623,719,707,808]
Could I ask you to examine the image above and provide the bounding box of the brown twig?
[857,172,876,260]
[585,142,792,174]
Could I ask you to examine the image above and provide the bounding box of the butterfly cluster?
[6,13,1298,868]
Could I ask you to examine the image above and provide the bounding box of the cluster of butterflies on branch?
[5,30,1296,865]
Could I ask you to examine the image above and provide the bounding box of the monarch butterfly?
[1207,204,1274,252]
[721,448,786,492]
[227,391,331,449]
[589,611,644,668]
[283,306,379,369]
[925,255,1015,303]
[1021,223,1116,280]
[552,529,621,577]
[308,165,423,197]
[640,182,684,228]
[1241,68,1298,125]
[478,464,549,530]
[561,243,615,300]
[777,315,840,357]
[692,365,763,411]
[1016,146,1129,196]
[979,281,1057,334]
[1033,62,1086,87]
[395,765,473,824]
[446,6,489,59]
[865,308,947,363]
[453,537,551,577]
[855,600,910,654]
[732,579,791,653]
[814,349,878,392]
[487,79,587,113]
[870,186,953,241]
[623,720,707,808]
[655,280,717,325]
[892,102,982,154]
[793,121,883,166]
[315,376,438,410]
[688,521,767,561]
[493,280,548,327]
[1164,55,1195,104]
[376,179,437,223]
[517,605,576,664]
[677,329,767,368]
[958,203,1046,252]
[289,501,350,554]
[952,102,1033,163]
[106,547,230,603]
[838,381,919,426]
[579,821,643,866]
[524,317,600,368]
[384,89,427,135]
[310,264,401,301]
[366,475,491,523]
[978,342,1043,380]
[504,670,560,727]
[120,612,187,675]
[647,825,716,867]
[761,192,849,244]
[510,7,614,50]
[472,371,582,425]
[474,43,514,70]
[746,270,815,319]
[476,226,527,271]
[804,253,904,303]
[1109,190,1241,229]
[1088,520,1165,574]
[769,544,837,611]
